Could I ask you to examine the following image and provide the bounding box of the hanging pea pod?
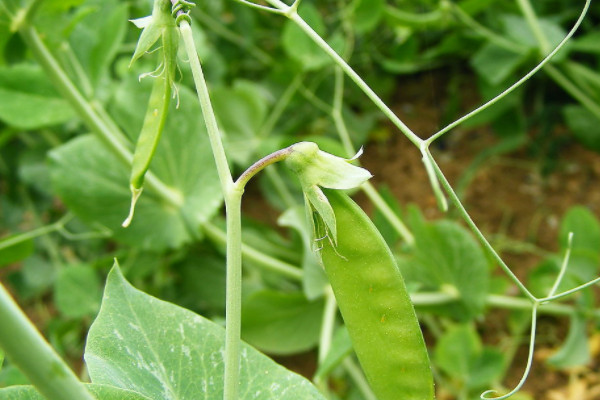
[123,0,179,227]
[284,142,434,399]
[318,189,434,400]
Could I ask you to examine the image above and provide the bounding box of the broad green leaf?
[547,315,590,368]
[564,105,600,152]
[281,4,332,71]
[471,43,528,86]
[350,0,385,34]
[0,384,151,400]
[0,64,74,129]
[85,263,326,399]
[0,365,28,387]
[434,325,481,379]
[241,290,323,355]
[69,0,127,88]
[502,15,567,56]
[0,235,34,268]
[559,206,600,253]
[49,84,222,250]
[398,218,490,319]
[467,348,505,390]
[54,264,102,318]
[211,81,269,165]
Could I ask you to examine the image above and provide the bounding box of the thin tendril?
[481,305,539,400]
[427,0,592,144]
[232,0,285,15]
[547,232,573,299]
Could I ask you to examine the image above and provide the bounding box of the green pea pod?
[318,189,434,400]
[123,24,178,227]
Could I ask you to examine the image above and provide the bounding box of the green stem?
[194,9,273,65]
[427,0,591,144]
[515,0,551,54]
[202,222,303,281]
[425,152,537,302]
[264,0,422,147]
[331,68,415,245]
[179,19,241,400]
[545,64,600,119]
[450,3,527,54]
[318,286,337,363]
[180,20,234,192]
[343,357,377,400]
[16,25,183,208]
[0,284,95,400]
[224,189,243,400]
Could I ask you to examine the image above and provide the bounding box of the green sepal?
[304,186,337,246]
[130,0,177,67]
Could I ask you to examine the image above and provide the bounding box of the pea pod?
[318,189,434,400]
[123,0,179,227]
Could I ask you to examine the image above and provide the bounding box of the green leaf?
[281,4,332,71]
[398,219,490,319]
[435,325,481,379]
[211,81,269,165]
[564,105,600,152]
[54,264,102,318]
[0,235,34,268]
[0,384,151,400]
[70,0,127,88]
[350,0,385,34]
[559,206,600,253]
[85,263,326,399]
[0,64,74,129]
[49,84,223,250]
[547,315,590,368]
[571,31,600,55]
[471,43,528,86]
[502,15,567,54]
[241,290,323,355]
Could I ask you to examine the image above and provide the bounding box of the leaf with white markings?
[84,262,326,399]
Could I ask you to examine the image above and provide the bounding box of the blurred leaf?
[502,15,567,55]
[398,217,490,319]
[0,235,34,268]
[176,253,226,315]
[0,365,29,387]
[350,0,385,34]
[85,263,325,399]
[559,206,600,253]
[372,185,403,247]
[241,290,323,355]
[282,4,332,71]
[435,325,504,390]
[471,43,528,86]
[0,64,74,129]
[467,347,505,389]
[435,325,481,379]
[547,315,590,368]
[49,84,223,250]
[212,80,269,165]
[570,31,600,55]
[69,0,127,88]
[54,264,102,318]
[314,326,352,380]
[564,105,600,152]
[20,255,55,298]
[279,206,328,300]
[0,384,151,400]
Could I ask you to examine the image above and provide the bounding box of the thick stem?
[224,189,243,400]
[180,20,234,193]
[202,222,303,281]
[0,284,95,400]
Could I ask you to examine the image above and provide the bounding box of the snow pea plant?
[0,0,599,399]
